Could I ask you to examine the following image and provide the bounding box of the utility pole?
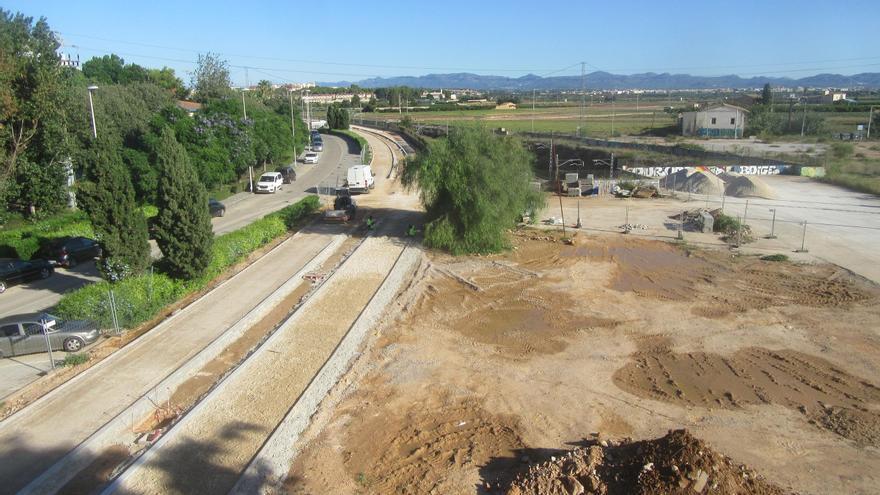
[532,88,536,132]
[288,89,296,157]
[801,100,807,137]
[580,62,586,137]
[611,92,616,137]
[868,105,874,139]
[241,91,248,121]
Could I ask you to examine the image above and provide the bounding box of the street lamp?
[87,85,99,139]
[287,88,296,159]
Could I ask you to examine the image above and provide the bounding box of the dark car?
[0,312,100,356]
[278,166,297,184]
[40,236,102,268]
[0,258,53,294]
[209,199,226,217]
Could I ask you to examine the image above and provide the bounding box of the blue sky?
[6,0,880,86]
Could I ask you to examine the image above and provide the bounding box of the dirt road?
[0,227,345,495]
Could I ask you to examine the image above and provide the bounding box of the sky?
[5,0,880,86]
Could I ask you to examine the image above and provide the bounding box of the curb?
[230,245,421,494]
[20,235,346,495]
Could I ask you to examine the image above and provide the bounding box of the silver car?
[0,313,100,356]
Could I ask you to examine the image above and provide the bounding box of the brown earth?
[506,429,793,495]
[287,231,880,494]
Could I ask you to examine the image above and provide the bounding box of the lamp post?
[287,88,296,160]
[87,85,99,139]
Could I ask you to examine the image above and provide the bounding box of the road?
[0,133,360,402]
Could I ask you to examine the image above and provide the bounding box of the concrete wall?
[682,106,747,138]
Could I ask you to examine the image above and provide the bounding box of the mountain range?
[321,71,880,91]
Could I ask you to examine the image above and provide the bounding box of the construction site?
[2,127,879,495]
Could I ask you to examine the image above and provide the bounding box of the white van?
[255,171,283,193]
[346,165,375,194]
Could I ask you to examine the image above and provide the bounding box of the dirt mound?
[613,347,880,446]
[506,429,793,495]
[725,175,776,199]
[661,170,725,196]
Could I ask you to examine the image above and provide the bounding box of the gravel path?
[111,236,406,495]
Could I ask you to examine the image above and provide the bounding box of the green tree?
[152,128,213,279]
[78,136,150,281]
[147,67,186,98]
[402,127,544,254]
[761,83,772,106]
[255,79,273,102]
[82,54,125,85]
[326,103,349,130]
[191,52,231,102]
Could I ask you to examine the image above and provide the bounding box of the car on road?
[39,236,102,268]
[0,258,53,294]
[278,166,297,184]
[311,140,323,152]
[303,152,319,164]
[255,172,283,193]
[209,198,226,217]
[0,312,100,356]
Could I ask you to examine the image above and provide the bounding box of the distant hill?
[321,71,880,91]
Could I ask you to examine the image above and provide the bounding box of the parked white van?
[346,165,375,193]
[255,171,283,193]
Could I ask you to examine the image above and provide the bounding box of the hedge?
[0,211,95,260]
[55,195,320,329]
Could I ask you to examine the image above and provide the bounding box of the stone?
[562,476,585,495]
[692,470,709,492]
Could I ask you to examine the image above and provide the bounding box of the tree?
[152,128,213,279]
[402,127,544,254]
[761,83,772,106]
[191,52,231,102]
[78,136,150,281]
[326,103,349,130]
[350,94,361,108]
[147,67,186,98]
[255,79,273,102]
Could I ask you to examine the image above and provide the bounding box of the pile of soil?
[506,430,794,495]
[725,175,776,199]
[660,170,726,196]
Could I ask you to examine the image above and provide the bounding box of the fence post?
[766,209,777,239]
[42,319,56,369]
[795,221,809,253]
[677,211,684,240]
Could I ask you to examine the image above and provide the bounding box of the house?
[823,91,847,104]
[495,102,517,110]
[681,103,748,138]
[176,100,203,117]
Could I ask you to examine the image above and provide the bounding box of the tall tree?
[0,10,67,205]
[78,136,150,280]
[761,83,772,106]
[147,67,187,98]
[402,127,544,254]
[191,52,231,102]
[255,79,273,102]
[152,127,213,279]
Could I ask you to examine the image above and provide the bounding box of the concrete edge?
[1,227,320,430]
[230,244,421,494]
[20,234,346,495]
[102,235,375,495]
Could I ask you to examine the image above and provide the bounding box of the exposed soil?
[288,231,880,494]
[506,429,793,495]
[57,445,130,495]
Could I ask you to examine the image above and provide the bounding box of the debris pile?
[661,170,726,196]
[631,185,659,198]
[506,429,794,495]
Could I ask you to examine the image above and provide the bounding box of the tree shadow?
[477,444,584,494]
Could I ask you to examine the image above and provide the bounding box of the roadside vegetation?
[55,195,319,329]
[330,129,372,164]
[821,141,880,195]
[402,126,544,254]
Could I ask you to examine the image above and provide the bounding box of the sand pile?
[725,175,776,199]
[506,429,793,495]
[661,170,726,196]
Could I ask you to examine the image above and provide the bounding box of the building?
[681,103,748,138]
[175,100,203,117]
[495,102,517,110]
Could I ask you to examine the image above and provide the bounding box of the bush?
[0,211,94,259]
[61,353,90,367]
[713,213,742,233]
[55,195,320,330]
[830,142,854,160]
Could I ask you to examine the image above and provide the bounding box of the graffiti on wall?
[623,165,791,177]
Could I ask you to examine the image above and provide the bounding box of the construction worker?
[365,215,375,231]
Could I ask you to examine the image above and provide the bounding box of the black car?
[40,236,102,268]
[278,166,297,184]
[0,258,53,294]
[209,199,226,217]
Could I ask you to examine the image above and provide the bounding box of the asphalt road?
[0,132,360,399]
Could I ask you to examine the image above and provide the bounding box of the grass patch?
[55,195,320,330]
[760,254,789,262]
[61,353,90,367]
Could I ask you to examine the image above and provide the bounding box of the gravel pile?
[661,170,726,196]
[725,175,777,199]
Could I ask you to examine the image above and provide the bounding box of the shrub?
[713,213,742,233]
[0,211,94,259]
[830,142,854,159]
[61,353,90,367]
[55,195,320,330]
